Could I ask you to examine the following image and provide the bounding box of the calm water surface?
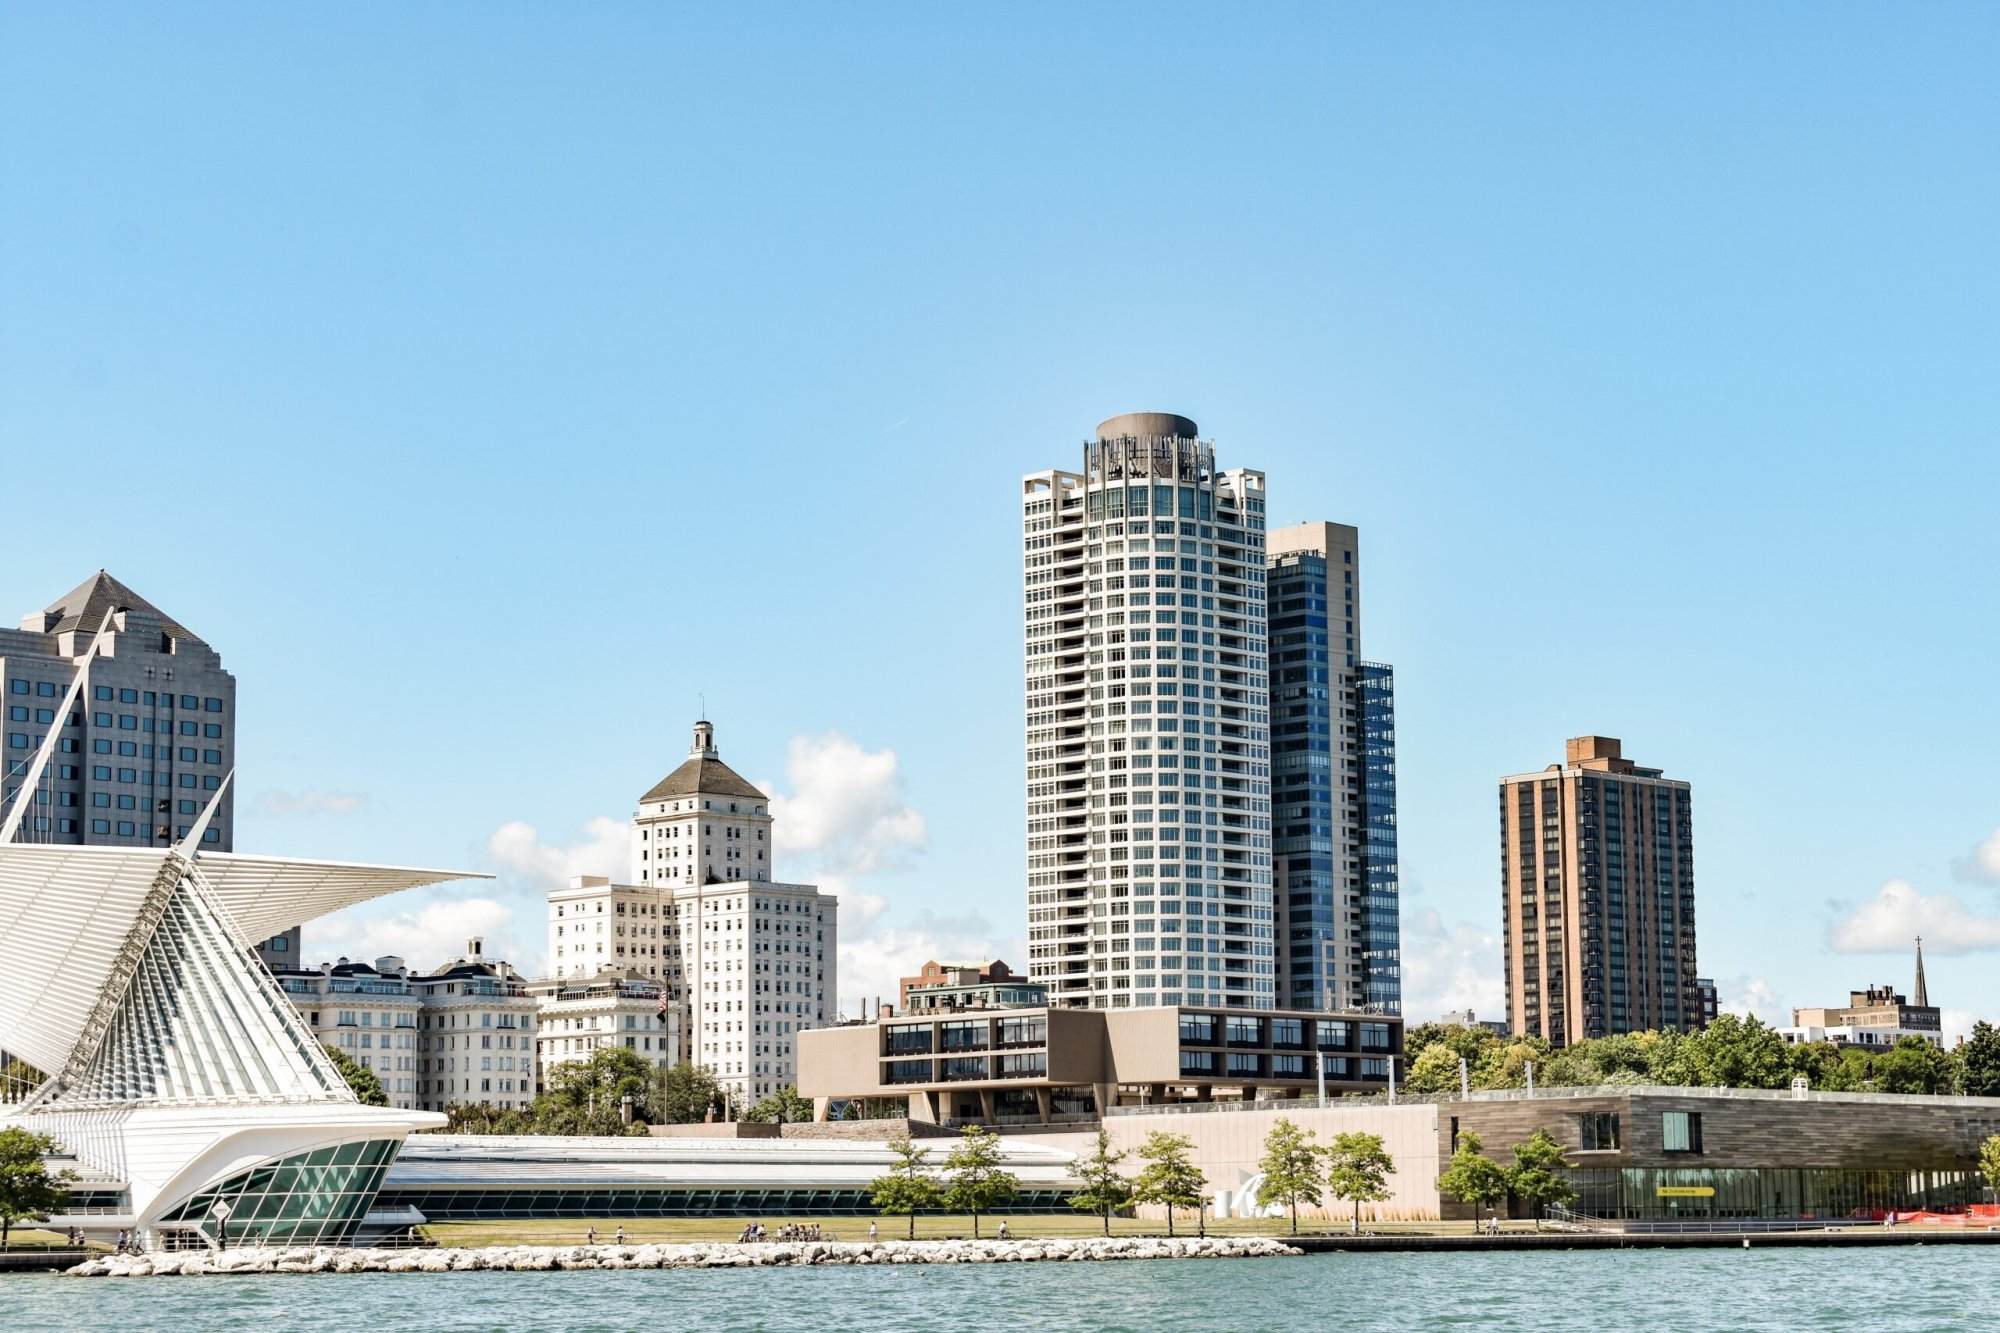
[6,1247,1996,1331]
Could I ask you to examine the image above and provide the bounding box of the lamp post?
[210,1199,233,1252]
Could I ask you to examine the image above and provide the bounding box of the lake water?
[6,1246,1996,1331]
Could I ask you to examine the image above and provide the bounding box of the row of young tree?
[1403,1014,2000,1099]
[1251,1119,1396,1234]
[869,1127,1213,1238]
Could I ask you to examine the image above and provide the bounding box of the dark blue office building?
[1268,523,1400,1015]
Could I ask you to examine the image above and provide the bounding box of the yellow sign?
[1656,1186,1716,1198]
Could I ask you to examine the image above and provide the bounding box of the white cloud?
[308,895,523,974]
[1941,1007,1981,1046]
[486,816,627,889]
[1717,975,1783,1024]
[1399,908,1505,1023]
[1827,878,2000,955]
[767,734,927,875]
[835,910,1022,1021]
[255,789,366,817]
[1952,829,2000,884]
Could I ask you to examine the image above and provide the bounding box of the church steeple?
[1914,936,1929,1008]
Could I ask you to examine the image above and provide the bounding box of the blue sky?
[4,5,1997,1031]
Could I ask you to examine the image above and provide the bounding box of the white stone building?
[278,939,540,1115]
[529,971,680,1082]
[547,721,837,1112]
[1022,414,1273,1010]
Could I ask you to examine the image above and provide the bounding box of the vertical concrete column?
[1092,1082,1116,1116]
[978,1089,997,1123]
[812,1095,831,1123]
[907,1090,939,1123]
[1196,1084,1213,1102]
[1034,1087,1052,1124]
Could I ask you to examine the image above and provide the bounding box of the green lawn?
[422,1215,1526,1247]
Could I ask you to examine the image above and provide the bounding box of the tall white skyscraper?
[1023,413,1273,1010]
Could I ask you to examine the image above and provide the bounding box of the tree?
[1508,1128,1576,1228]
[1437,1131,1511,1227]
[1962,1023,2000,1099]
[1402,1043,1470,1096]
[0,1126,74,1249]
[545,1047,659,1129]
[1323,1131,1394,1235]
[1068,1129,1133,1235]
[1979,1135,2000,1203]
[745,1086,814,1124]
[1689,1014,1794,1090]
[655,1062,724,1125]
[869,1135,942,1240]
[322,1045,387,1107]
[942,1125,1018,1238]
[1874,1037,1957,1096]
[1254,1118,1323,1235]
[1131,1131,1207,1237]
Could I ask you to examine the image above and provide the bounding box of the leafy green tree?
[1874,1036,1958,1095]
[1979,1135,2000,1202]
[0,1126,75,1249]
[1788,1040,1871,1093]
[1067,1129,1133,1235]
[1963,1023,2000,1099]
[1402,1043,1470,1095]
[322,1044,387,1107]
[1472,1037,1551,1090]
[655,1062,724,1125]
[544,1047,659,1128]
[1131,1131,1207,1237]
[1323,1131,1394,1234]
[442,1101,532,1134]
[1689,1014,1794,1089]
[942,1126,1018,1238]
[869,1135,942,1240]
[1437,1131,1511,1225]
[745,1086,814,1124]
[1508,1128,1576,1228]
[1254,1118,1324,1235]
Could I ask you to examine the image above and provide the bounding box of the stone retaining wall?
[66,1236,1297,1278]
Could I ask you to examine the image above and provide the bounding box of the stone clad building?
[547,721,836,1113]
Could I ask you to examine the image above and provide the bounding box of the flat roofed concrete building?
[1781,946,1942,1050]
[798,1004,1401,1125]
[1501,736,1698,1046]
[529,969,681,1083]
[899,958,1022,1008]
[1022,413,1272,1011]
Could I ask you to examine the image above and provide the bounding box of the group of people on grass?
[733,1222,828,1243]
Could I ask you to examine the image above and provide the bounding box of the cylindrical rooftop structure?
[1096,411,1198,441]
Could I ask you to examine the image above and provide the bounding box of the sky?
[4,5,1998,1037]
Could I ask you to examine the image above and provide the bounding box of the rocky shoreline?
[66,1235,1299,1277]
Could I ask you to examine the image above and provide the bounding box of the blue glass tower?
[1268,522,1400,1015]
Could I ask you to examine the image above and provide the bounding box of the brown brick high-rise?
[1500,736,1697,1046]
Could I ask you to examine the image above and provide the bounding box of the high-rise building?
[1500,736,1698,1046]
[1264,523,1401,1014]
[0,572,295,964]
[1356,661,1401,1013]
[546,721,836,1111]
[1022,413,1272,1010]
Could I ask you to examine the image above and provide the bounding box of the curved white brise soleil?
[0,608,118,846]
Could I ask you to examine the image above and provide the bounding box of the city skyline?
[6,9,1998,1041]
